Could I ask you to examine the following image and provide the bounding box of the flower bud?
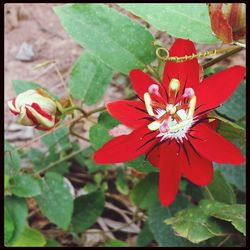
[208,3,246,43]
[7,89,59,130]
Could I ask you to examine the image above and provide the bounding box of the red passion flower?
[94,39,245,206]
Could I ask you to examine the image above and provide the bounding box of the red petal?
[9,109,19,116]
[94,126,159,164]
[190,123,245,165]
[158,141,181,206]
[179,141,213,186]
[162,38,200,95]
[31,103,53,121]
[147,146,160,168]
[25,107,39,125]
[106,100,149,128]
[129,69,162,100]
[195,66,245,115]
[209,8,233,43]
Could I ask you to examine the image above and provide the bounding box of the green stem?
[60,106,88,116]
[144,64,161,82]
[34,148,82,176]
[86,95,137,117]
[203,186,215,200]
[218,234,231,247]
[209,112,244,131]
[202,46,243,69]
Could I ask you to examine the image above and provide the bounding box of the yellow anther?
[144,92,155,116]
[148,120,162,131]
[170,106,177,115]
[169,79,180,94]
[187,96,197,119]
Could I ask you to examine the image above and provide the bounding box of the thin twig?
[218,234,231,247]
[202,46,243,69]
[34,148,83,176]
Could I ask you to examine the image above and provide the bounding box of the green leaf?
[45,239,62,247]
[165,206,229,244]
[137,221,154,247]
[89,112,119,149]
[33,150,71,175]
[38,127,70,152]
[115,169,129,195]
[131,173,159,210]
[216,81,246,121]
[165,200,241,243]
[4,140,21,175]
[199,200,245,234]
[217,120,245,147]
[72,142,86,166]
[204,66,227,77]
[186,182,203,203]
[27,147,44,166]
[12,80,40,95]
[74,145,112,173]
[210,203,246,236]
[54,4,155,74]
[103,239,128,247]
[50,160,71,175]
[35,172,74,230]
[148,195,195,246]
[4,196,28,245]
[71,191,105,233]
[69,51,113,105]
[126,155,158,173]
[4,175,11,190]
[10,175,42,197]
[210,111,245,147]
[89,124,113,150]
[11,225,46,247]
[84,147,112,173]
[94,173,102,185]
[82,183,97,194]
[12,80,57,100]
[119,3,219,44]
[202,170,236,204]
[214,163,245,192]
[4,206,14,245]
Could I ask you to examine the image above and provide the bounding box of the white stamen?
[155,108,166,119]
[176,109,187,120]
[148,120,162,131]
[144,92,155,116]
[187,96,196,119]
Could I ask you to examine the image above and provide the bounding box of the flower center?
[144,79,197,143]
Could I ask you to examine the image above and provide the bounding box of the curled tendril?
[155,44,240,63]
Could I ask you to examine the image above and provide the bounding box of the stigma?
[144,79,197,143]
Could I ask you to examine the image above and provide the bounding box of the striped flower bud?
[208,3,246,43]
[7,89,58,130]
